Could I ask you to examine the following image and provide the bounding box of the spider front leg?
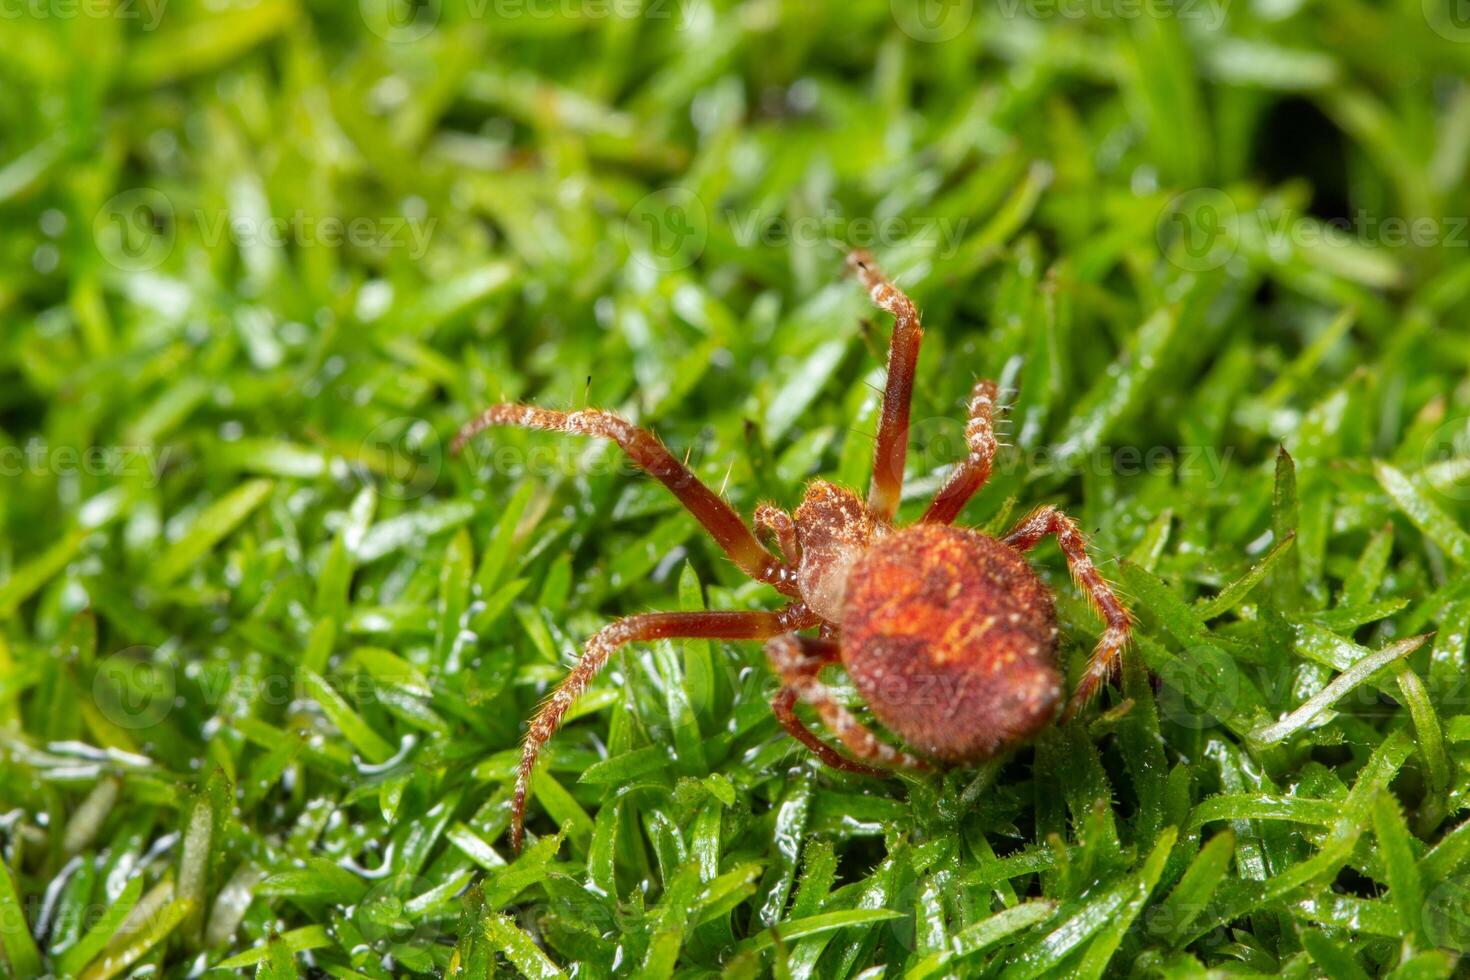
[849,250,922,523]
[922,379,999,525]
[511,604,818,852]
[765,633,928,773]
[453,405,793,593]
[1003,506,1132,720]
[754,503,801,564]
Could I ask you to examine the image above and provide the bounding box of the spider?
[453,250,1131,852]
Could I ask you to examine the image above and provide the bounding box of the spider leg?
[1002,506,1131,721]
[765,633,929,772]
[772,688,887,777]
[511,603,818,852]
[849,250,922,524]
[922,379,999,525]
[754,503,801,564]
[453,405,791,591]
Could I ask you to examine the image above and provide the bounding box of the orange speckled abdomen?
[840,523,1063,764]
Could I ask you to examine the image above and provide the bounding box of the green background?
[3,0,1470,975]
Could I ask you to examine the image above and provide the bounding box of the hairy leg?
[772,688,887,777]
[1003,506,1131,720]
[922,379,999,525]
[754,503,801,565]
[453,405,792,592]
[849,250,923,523]
[512,604,818,851]
[766,633,928,771]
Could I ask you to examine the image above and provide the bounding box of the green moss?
[1,0,1469,976]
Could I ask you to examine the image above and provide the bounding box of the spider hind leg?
[765,632,929,772]
[1002,506,1132,720]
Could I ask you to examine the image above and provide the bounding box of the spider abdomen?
[840,523,1062,764]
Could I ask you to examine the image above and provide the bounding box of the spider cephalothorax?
[455,250,1131,851]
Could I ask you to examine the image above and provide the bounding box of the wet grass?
[2,0,1470,976]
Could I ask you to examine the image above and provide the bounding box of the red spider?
[454,250,1131,852]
